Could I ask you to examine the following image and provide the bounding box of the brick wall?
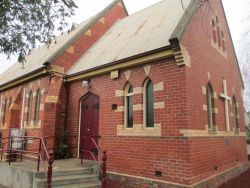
[52,2,128,72]
[67,59,194,185]
[66,0,248,187]
[180,0,248,185]
[0,0,127,154]
[0,76,50,152]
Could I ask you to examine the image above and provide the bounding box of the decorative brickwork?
[0,1,247,188]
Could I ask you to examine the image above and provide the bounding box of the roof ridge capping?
[45,0,128,65]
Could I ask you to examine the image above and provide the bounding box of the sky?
[0,0,249,74]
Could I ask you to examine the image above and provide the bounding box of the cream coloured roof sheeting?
[0,18,93,86]
[68,0,191,75]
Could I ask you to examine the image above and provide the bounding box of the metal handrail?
[81,136,103,157]
[0,136,53,188]
[80,136,107,188]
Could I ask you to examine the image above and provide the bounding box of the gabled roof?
[0,0,127,87]
[0,19,92,86]
[67,0,193,75]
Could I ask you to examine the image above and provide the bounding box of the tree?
[239,36,250,111]
[238,12,250,111]
[0,0,77,62]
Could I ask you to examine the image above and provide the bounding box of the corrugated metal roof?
[0,18,94,86]
[0,0,126,86]
[67,0,192,75]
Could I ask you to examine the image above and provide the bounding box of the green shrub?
[54,142,70,159]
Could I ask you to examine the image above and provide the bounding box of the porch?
[0,135,106,188]
[0,158,101,188]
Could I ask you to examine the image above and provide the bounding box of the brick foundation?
[106,162,250,188]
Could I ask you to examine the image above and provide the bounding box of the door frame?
[77,92,99,158]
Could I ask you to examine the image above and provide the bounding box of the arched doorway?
[80,93,100,159]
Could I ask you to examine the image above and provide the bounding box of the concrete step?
[53,182,101,188]
[34,174,99,188]
[35,168,94,178]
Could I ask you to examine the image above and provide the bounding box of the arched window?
[125,84,133,128]
[34,89,41,124]
[206,84,215,129]
[212,19,217,43]
[2,98,7,126]
[144,79,154,127]
[27,91,33,125]
[232,96,238,130]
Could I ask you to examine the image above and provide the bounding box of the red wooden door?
[80,93,100,160]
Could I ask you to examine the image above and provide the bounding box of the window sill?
[24,126,42,130]
[206,125,218,134]
[24,120,41,129]
[233,127,240,135]
[117,124,161,137]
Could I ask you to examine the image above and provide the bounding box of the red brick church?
[0,0,248,187]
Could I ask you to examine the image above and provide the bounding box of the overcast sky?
[0,0,249,74]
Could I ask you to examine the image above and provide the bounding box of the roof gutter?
[64,46,175,83]
[0,67,48,92]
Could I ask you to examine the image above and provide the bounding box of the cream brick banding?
[45,96,58,103]
[143,65,151,75]
[202,86,206,95]
[205,125,218,132]
[220,79,231,132]
[207,72,211,80]
[133,104,143,111]
[124,70,131,80]
[154,102,164,109]
[180,129,246,137]
[115,106,124,112]
[111,70,119,79]
[213,108,218,114]
[66,46,75,54]
[99,17,105,24]
[40,104,44,111]
[115,90,124,97]
[213,92,217,99]
[84,29,92,36]
[41,89,45,95]
[154,82,164,92]
[174,44,191,67]
[133,87,142,94]
[203,104,207,111]
[117,124,161,136]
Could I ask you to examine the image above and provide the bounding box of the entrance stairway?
[0,136,106,188]
[33,162,101,188]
